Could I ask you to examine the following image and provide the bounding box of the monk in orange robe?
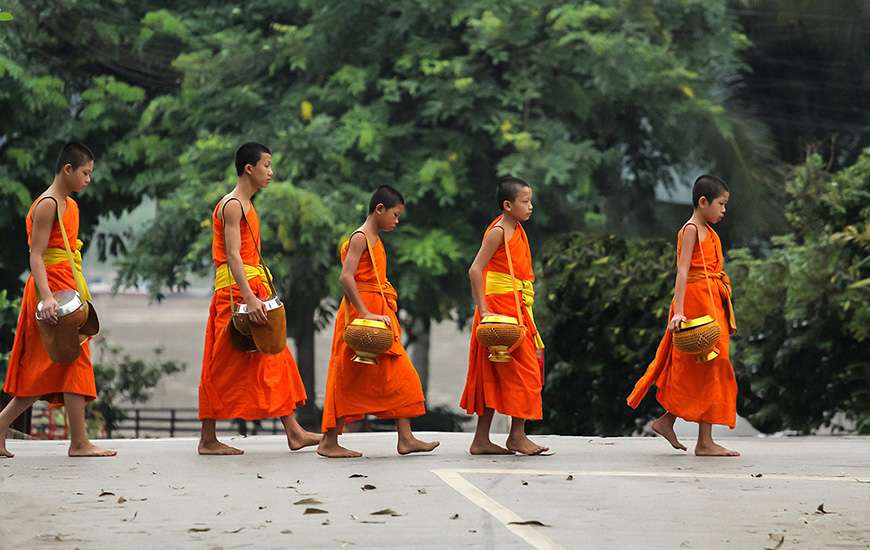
[317,185,439,458]
[627,174,739,456]
[1,142,115,458]
[198,142,319,455]
[461,176,549,455]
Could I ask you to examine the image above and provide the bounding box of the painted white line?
[432,469,566,550]
[442,468,870,483]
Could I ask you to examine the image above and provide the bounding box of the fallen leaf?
[449,513,459,520]
[361,484,376,491]
[566,475,574,481]
[280,529,293,534]
[225,527,244,534]
[521,480,528,486]
[765,533,785,550]
[816,503,832,514]
[359,520,386,524]
[188,527,211,533]
[304,508,329,515]
[258,505,267,510]
[169,485,185,490]
[294,497,323,505]
[371,508,403,517]
[98,491,115,497]
[507,520,550,527]
[321,519,331,526]
[752,473,763,478]
[117,497,127,504]
[349,474,368,478]
[417,488,427,494]
[468,529,477,533]
[256,473,264,479]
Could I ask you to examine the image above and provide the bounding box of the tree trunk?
[409,317,431,397]
[292,302,318,428]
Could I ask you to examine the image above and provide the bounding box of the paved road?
[1,434,868,549]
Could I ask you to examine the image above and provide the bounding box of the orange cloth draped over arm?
[4,198,96,405]
[198,202,307,421]
[320,237,425,432]
[460,217,544,420]
[626,225,737,428]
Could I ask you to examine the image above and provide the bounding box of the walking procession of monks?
[0,141,741,460]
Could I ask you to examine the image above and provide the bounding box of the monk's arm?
[222,200,267,323]
[468,227,503,318]
[29,199,59,320]
[670,224,697,331]
[340,233,390,326]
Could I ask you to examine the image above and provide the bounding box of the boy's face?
[700,191,729,224]
[62,161,94,193]
[375,204,404,232]
[247,153,273,189]
[505,186,533,221]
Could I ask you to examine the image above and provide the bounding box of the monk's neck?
[46,179,72,201]
[361,217,381,239]
[500,212,519,230]
[233,178,259,202]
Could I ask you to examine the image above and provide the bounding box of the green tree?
[730,150,870,434]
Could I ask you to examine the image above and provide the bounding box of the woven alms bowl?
[673,315,721,362]
[476,315,523,363]
[344,318,393,364]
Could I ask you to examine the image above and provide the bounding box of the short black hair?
[496,175,530,209]
[54,142,95,174]
[368,185,405,213]
[692,174,729,207]
[235,142,271,176]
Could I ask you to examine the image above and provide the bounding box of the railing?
[110,407,285,439]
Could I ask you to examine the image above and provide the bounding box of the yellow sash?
[485,271,544,349]
[214,263,272,290]
[43,238,91,301]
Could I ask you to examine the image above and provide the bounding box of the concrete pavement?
[1,434,868,549]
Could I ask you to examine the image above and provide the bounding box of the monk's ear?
[697,196,709,208]
[502,199,512,212]
[375,203,386,214]
[62,163,74,176]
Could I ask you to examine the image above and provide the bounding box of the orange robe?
[460,217,544,420]
[627,225,738,428]
[4,197,96,405]
[320,236,425,432]
[198,202,307,420]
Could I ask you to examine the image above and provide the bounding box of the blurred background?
[1,0,867,439]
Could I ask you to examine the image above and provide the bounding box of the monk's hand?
[364,311,392,328]
[246,295,269,325]
[669,313,687,332]
[479,309,495,319]
[40,295,60,324]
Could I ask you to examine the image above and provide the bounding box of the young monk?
[627,174,739,457]
[198,142,320,455]
[461,175,549,456]
[0,142,115,458]
[318,185,439,458]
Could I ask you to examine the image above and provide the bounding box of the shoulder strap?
[35,196,84,299]
[491,222,525,328]
[349,230,390,312]
[682,222,717,312]
[221,197,277,300]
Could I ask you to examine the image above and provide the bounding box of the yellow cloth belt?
[214,263,271,290]
[687,269,737,333]
[43,239,91,301]
[485,271,544,349]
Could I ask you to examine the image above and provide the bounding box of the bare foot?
[397,436,440,455]
[651,416,687,451]
[506,434,549,456]
[317,440,362,458]
[198,440,244,456]
[287,430,321,451]
[469,439,515,455]
[0,430,12,458]
[695,442,740,457]
[68,442,117,458]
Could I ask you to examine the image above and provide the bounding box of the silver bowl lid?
[234,296,283,315]
[36,289,83,320]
